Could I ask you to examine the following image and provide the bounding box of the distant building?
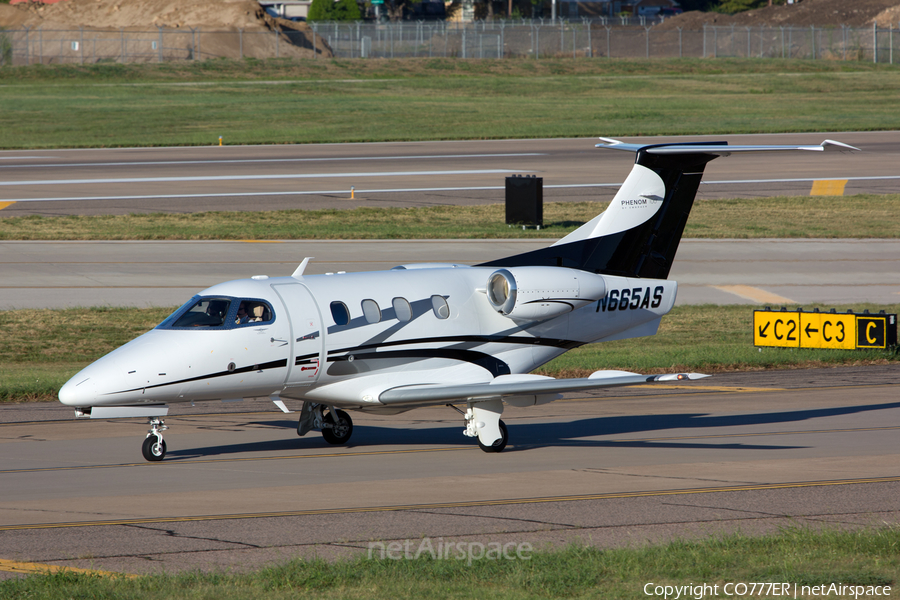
[258,0,313,21]
[557,0,679,19]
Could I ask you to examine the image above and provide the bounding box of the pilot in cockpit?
[205,300,229,325]
[235,302,249,324]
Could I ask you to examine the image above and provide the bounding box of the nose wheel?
[142,417,168,461]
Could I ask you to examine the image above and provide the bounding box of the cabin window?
[431,295,450,319]
[392,297,412,323]
[361,299,381,324]
[171,298,232,328]
[330,301,351,326]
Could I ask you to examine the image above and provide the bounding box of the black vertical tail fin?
[480,138,857,279]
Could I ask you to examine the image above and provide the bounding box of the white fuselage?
[58,265,676,412]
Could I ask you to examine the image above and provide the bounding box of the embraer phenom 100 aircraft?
[59,138,858,461]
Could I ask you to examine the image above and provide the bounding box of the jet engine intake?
[485,267,606,321]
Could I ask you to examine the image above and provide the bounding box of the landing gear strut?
[142,417,168,461]
[296,402,354,445]
[451,400,509,453]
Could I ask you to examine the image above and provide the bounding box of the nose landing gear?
[142,417,168,461]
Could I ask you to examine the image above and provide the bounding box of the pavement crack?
[659,501,791,518]
[577,468,753,485]
[121,523,263,549]
[405,508,579,530]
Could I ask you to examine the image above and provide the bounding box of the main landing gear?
[142,416,168,461]
[296,402,354,445]
[451,399,509,453]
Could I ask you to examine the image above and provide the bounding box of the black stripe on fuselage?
[329,348,512,378]
[327,334,582,357]
[106,358,289,396]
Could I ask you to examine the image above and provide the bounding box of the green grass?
[1,58,899,148]
[3,304,896,403]
[1,527,898,599]
[536,304,900,377]
[2,195,899,239]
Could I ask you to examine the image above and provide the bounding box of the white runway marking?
[6,173,900,203]
[0,169,525,187]
[0,183,616,203]
[0,154,545,169]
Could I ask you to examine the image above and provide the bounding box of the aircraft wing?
[377,370,708,406]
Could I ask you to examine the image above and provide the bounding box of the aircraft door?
[271,283,325,388]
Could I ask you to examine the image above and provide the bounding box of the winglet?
[820,139,860,153]
[292,257,313,279]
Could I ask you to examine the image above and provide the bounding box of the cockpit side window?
[235,300,274,326]
[171,298,232,328]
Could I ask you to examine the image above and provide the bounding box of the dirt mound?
[657,0,900,30]
[0,0,330,59]
[3,0,265,30]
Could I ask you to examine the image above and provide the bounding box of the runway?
[1,365,898,577]
[0,132,898,217]
[2,238,899,309]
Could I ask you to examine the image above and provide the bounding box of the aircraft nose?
[57,373,87,406]
[58,357,126,407]
[58,374,93,406]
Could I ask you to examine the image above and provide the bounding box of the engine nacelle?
[485,267,607,321]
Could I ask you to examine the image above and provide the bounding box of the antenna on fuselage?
[292,257,313,279]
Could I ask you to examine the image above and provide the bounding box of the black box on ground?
[505,175,543,227]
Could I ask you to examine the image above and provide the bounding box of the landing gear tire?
[142,436,167,461]
[478,420,508,453]
[321,409,353,445]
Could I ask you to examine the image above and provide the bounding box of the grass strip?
[1,59,899,148]
[0,526,897,599]
[3,304,897,403]
[2,195,898,240]
[2,57,894,84]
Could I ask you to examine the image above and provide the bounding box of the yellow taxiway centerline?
[4,425,898,475]
[1,476,898,533]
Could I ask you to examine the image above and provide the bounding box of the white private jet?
[58,137,858,461]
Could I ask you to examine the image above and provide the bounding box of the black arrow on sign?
[804,323,818,337]
[758,322,770,338]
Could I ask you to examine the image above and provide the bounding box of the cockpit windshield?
[156,296,276,330]
[171,297,232,328]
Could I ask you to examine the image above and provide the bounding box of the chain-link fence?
[1,21,897,65]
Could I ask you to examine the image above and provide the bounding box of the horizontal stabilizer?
[596,137,860,155]
[378,371,708,405]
